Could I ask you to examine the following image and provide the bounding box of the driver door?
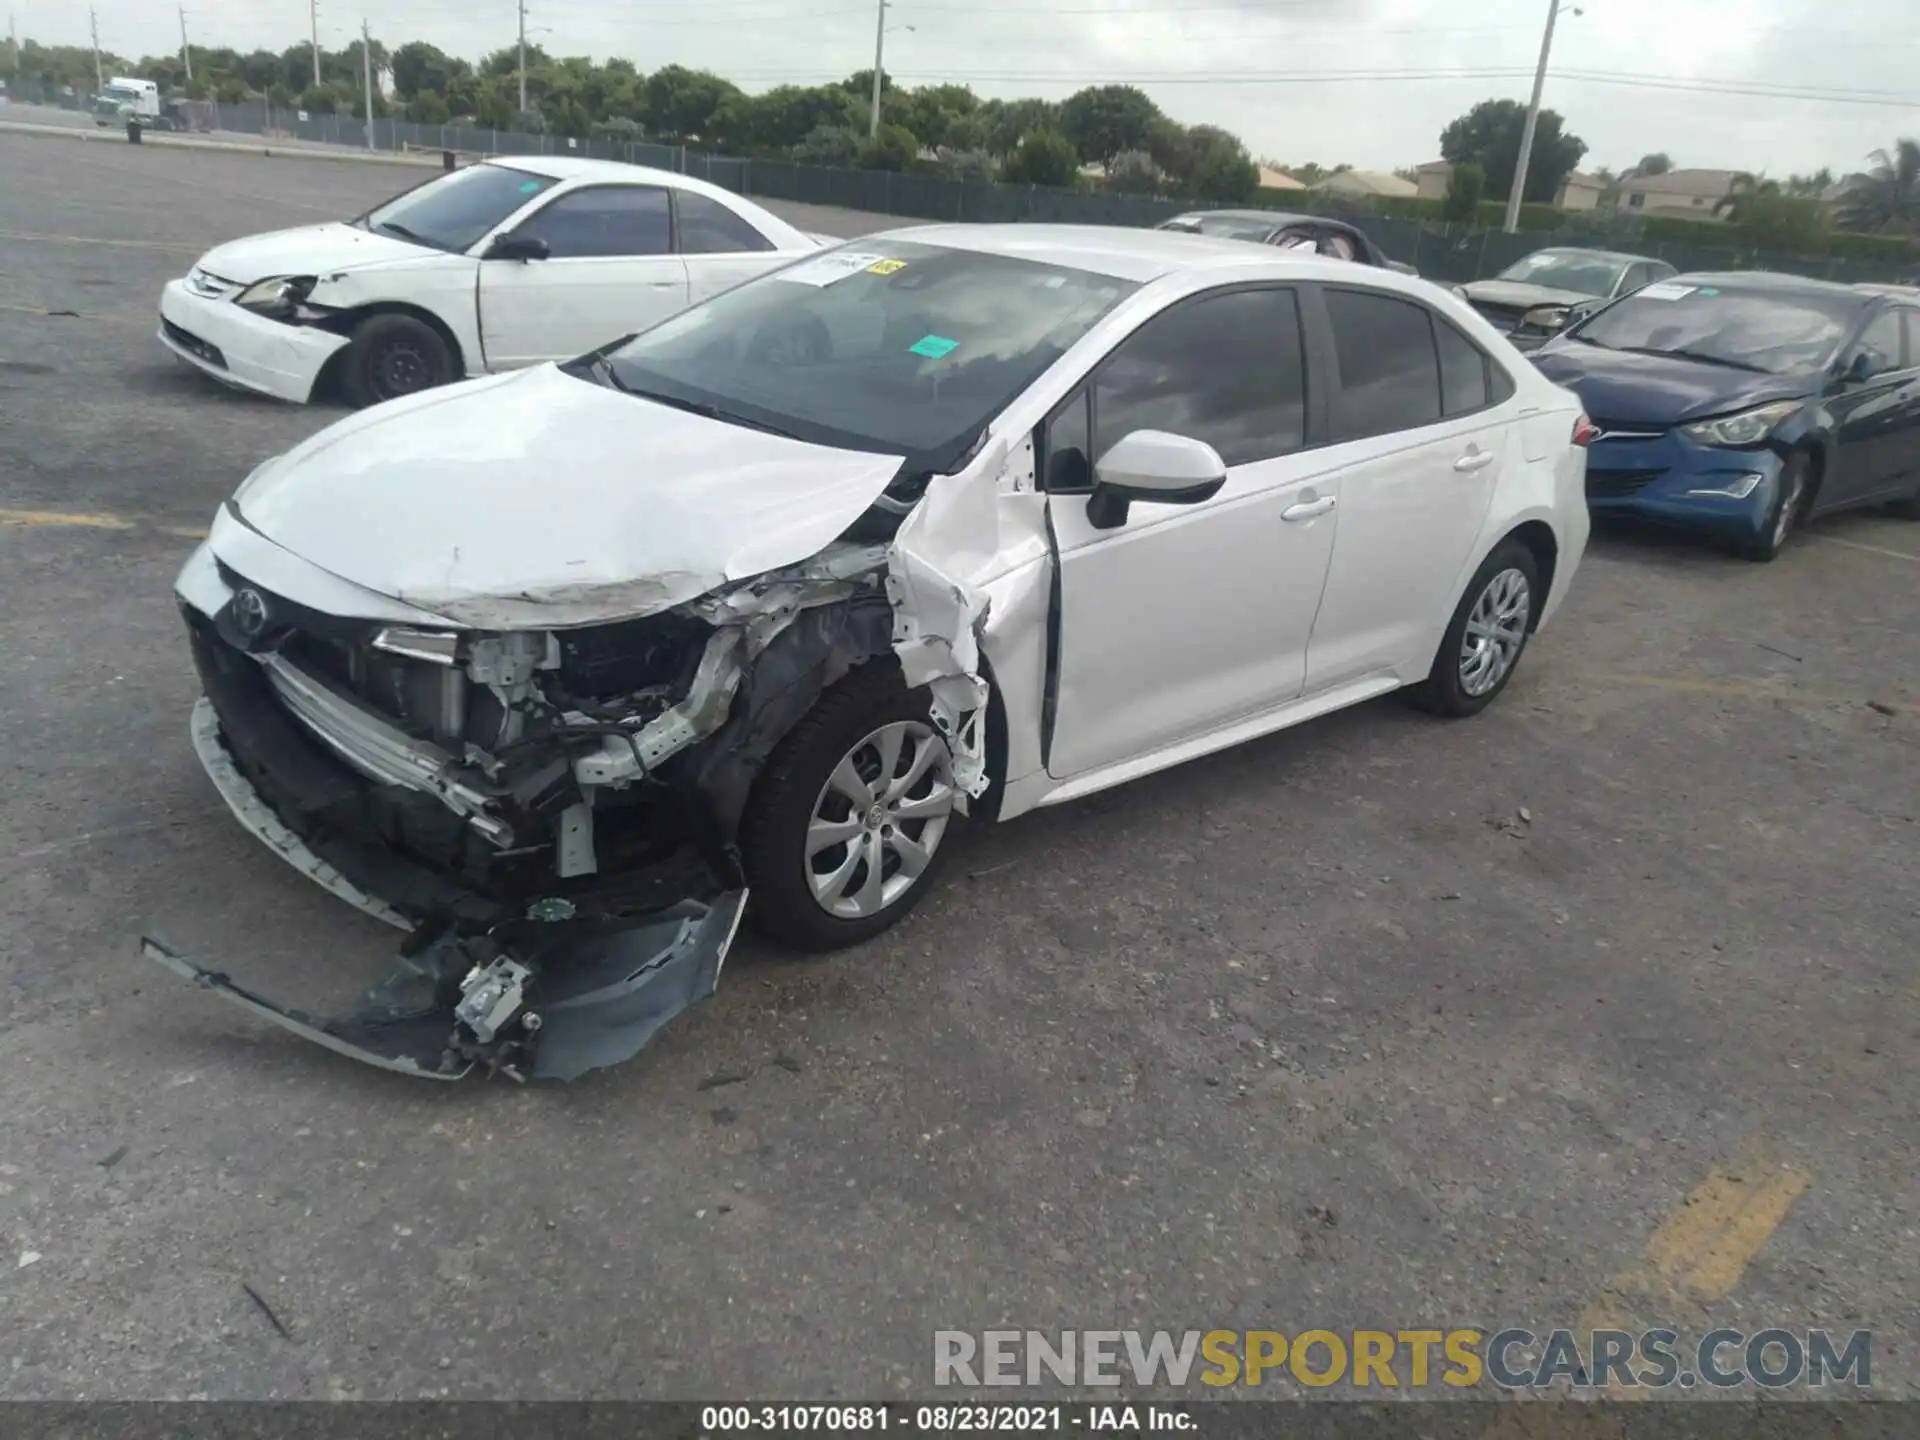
[477,183,690,369]
[1042,285,1342,781]
[1829,307,1916,505]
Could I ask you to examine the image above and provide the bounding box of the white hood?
[195,221,438,284]
[227,365,907,629]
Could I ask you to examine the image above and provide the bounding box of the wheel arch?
[1503,519,1560,632]
[312,301,469,402]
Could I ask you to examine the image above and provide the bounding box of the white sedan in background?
[155,227,1594,1082]
[157,156,823,407]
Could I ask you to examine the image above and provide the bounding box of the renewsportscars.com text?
[933,1328,1871,1390]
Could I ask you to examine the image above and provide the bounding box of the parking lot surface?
[1,130,1916,1400]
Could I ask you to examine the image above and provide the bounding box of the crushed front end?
[156,535,932,1082]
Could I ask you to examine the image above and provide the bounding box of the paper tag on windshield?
[1637,282,1696,300]
[773,252,895,287]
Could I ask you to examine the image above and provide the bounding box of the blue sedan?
[1532,273,1920,560]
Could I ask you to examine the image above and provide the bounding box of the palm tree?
[1839,138,1920,233]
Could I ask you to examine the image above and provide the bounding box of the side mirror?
[483,233,550,262]
[1086,430,1227,530]
[1842,348,1885,385]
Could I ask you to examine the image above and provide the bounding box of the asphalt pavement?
[0,128,1915,1402]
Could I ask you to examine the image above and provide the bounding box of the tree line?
[2,34,1266,200]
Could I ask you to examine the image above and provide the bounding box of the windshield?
[1496,251,1626,298]
[358,163,558,253]
[599,240,1139,470]
[1568,284,1862,375]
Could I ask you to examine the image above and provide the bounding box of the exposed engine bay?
[148,451,1001,1084]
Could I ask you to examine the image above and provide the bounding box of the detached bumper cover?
[157,278,348,403]
[144,890,745,1082]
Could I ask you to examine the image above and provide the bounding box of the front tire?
[1406,539,1540,719]
[339,313,455,408]
[1737,453,1811,561]
[739,662,964,953]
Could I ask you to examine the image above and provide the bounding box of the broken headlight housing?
[234,275,318,320]
[1680,399,1802,449]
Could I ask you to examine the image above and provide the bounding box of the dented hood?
[195,221,438,283]
[229,366,907,628]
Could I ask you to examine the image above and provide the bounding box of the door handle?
[1453,448,1495,473]
[1282,495,1337,522]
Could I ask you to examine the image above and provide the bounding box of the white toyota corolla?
[149,225,1592,1082]
[156,155,822,407]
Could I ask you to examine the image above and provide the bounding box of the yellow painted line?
[1812,534,1920,564]
[0,507,205,539]
[0,227,200,254]
[0,507,134,530]
[1479,1153,1810,1425]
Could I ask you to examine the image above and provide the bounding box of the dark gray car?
[1457,247,1676,349]
[1157,209,1419,276]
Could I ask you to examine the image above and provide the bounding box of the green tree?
[791,122,862,166]
[858,122,920,171]
[1440,98,1587,203]
[406,90,451,124]
[1840,139,1920,234]
[213,77,247,105]
[1058,84,1161,169]
[1001,127,1079,188]
[1183,124,1258,202]
[1635,152,1672,176]
[1714,173,1827,251]
[390,41,465,101]
[979,97,1060,158]
[1443,160,1485,222]
[643,64,738,142]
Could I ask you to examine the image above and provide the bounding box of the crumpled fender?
[885,435,1009,799]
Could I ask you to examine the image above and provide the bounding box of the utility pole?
[361,17,373,150]
[517,0,527,116]
[310,0,321,87]
[87,7,102,90]
[868,0,886,138]
[1505,0,1574,234]
[178,5,191,82]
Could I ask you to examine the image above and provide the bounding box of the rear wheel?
[339,313,455,408]
[1406,539,1540,719]
[1737,453,1811,561]
[739,662,964,952]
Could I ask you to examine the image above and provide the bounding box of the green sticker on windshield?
[909,334,959,359]
[519,179,543,193]
[1698,286,1720,297]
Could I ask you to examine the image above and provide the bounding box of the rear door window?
[1324,288,1443,439]
[1434,316,1491,415]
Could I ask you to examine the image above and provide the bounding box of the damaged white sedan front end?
[155,344,1007,1082]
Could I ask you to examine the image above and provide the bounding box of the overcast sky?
[23,0,1918,175]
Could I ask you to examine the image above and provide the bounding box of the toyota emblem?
[231,587,271,639]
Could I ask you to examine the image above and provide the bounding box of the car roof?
[858,222,1384,282]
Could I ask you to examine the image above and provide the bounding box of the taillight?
[1572,416,1600,447]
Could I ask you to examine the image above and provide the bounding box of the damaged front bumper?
[143,890,745,1082]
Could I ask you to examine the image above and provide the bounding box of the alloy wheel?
[1458,567,1532,698]
[1773,464,1808,550]
[805,720,956,920]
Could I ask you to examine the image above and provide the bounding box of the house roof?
[1416,160,1453,173]
[1314,169,1419,197]
[1622,168,1740,197]
[1559,170,1604,191]
[1257,166,1305,190]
